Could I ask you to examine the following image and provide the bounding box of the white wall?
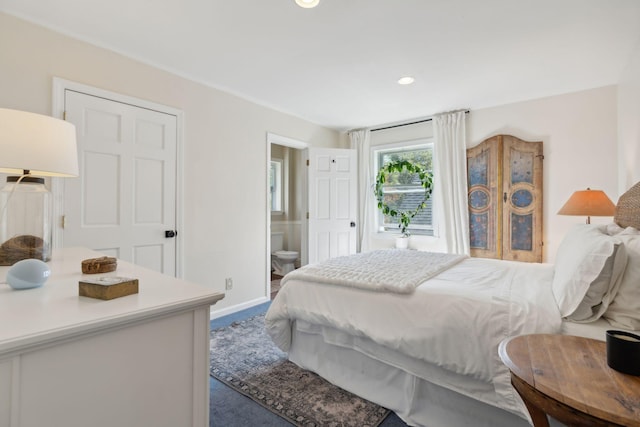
[0,13,340,312]
[618,38,640,192]
[359,86,619,262]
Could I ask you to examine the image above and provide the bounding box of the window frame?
[269,158,284,215]
[372,138,435,236]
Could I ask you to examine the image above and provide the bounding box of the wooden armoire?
[466,135,543,262]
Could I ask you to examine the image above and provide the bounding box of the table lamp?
[0,108,78,265]
[557,188,615,224]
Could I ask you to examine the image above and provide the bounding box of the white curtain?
[433,111,470,255]
[349,129,374,252]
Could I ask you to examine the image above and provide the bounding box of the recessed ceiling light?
[398,76,415,85]
[295,0,319,8]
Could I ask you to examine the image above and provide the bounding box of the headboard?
[614,181,640,229]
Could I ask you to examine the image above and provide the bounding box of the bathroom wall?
[270,144,303,260]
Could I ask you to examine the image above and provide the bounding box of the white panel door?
[307,148,357,264]
[63,90,178,275]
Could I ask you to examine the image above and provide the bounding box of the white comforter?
[265,255,562,415]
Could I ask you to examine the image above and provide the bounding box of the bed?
[265,182,640,427]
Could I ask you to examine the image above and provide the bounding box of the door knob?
[350,222,356,228]
[165,230,177,238]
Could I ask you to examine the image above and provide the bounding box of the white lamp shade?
[295,0,320,8]
[0,108,79,177]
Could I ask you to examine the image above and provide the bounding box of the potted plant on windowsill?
[374,159,433,249]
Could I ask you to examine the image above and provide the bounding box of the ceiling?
[2,0,640,131]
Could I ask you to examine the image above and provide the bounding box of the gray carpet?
[210,313,390,427]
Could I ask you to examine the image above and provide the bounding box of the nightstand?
[499,334,640,427]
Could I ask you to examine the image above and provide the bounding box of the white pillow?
[606,223,624,235]
[604,231,640,330]
[567,243,627,322]
[604,223,639,236]
[552,225,625,319]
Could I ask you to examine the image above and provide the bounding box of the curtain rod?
[370,110,470,133]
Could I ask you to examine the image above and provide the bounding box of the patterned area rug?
[210,313,390,427]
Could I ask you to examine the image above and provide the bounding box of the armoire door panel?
[502,136,543,262]
[467,137,501,259]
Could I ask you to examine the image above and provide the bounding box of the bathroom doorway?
[266,133,308,300]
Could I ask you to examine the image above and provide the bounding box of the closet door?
[63,89,179,275]
[502,136,543,262]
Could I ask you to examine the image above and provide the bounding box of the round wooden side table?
[499,334,640,427]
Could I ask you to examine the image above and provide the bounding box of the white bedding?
[561,318,612,341]
[265,255,562,418]
[560,317,637,341]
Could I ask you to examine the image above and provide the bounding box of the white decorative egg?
[7,259,51,290]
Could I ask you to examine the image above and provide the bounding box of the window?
[269,159,283,213]
[373,139,434,236]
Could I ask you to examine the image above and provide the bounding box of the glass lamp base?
[0,177,53,266]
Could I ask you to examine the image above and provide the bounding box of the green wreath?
[374,159,434,236]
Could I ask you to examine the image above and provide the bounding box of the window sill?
[370,232,446,252]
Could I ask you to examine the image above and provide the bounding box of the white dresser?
[0,247,224,427]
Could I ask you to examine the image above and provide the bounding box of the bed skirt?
[288,320,531,427]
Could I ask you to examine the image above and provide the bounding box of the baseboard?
[210,296,270,319]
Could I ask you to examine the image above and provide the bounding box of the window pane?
[379,147,432,171]
[376,144,434,236]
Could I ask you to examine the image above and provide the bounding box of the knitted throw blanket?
[281,249,467,294]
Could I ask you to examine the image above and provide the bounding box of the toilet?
[271,231,298,276]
